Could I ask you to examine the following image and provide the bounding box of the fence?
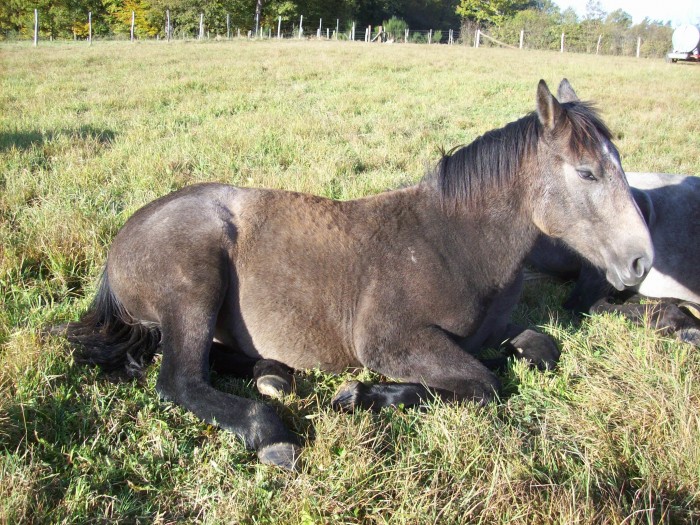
[21,9,667,59]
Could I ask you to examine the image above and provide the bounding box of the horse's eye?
[577,169,597,181]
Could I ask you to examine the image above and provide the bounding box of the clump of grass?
[1,40,699,523]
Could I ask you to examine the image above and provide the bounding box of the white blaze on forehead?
[601,140,623,172]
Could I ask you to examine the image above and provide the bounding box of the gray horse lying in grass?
[58,80,652,469]
[527,172,700,346]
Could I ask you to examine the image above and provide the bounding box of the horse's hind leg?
[156,310,300,469]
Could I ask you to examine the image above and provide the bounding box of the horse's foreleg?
[591,299,700,347]
[155,311,300,469]
[333,326,501,411]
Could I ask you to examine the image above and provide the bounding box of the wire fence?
[17,9,672,59]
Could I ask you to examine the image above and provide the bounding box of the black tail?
[61,269,161,379]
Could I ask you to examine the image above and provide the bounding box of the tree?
[456,0,527,27]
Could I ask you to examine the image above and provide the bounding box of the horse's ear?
[557,78,579,103]
[536,79,564,131]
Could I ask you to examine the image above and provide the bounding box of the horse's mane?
[423,101,612,209]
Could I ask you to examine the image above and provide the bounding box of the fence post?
[405,28,409,42]
[428,29,432,45]
[560,32,565,52]
[88,12,92,45]
[33,9,38,46]
[299,15,303,39]
[596,34,602,54]
[130,11,135,41]
[519,29,524,49]
[475,29,480,48]
[199,13,204,40]
[336,19,339,39]
[351,22,355,41]
[226,14,230,39]
[636,37,641,58]
[277,16,281,38]
[166,10,171,41]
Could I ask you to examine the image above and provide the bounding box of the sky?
[552,0,700,26]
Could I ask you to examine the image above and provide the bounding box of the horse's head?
[531,79,653,290]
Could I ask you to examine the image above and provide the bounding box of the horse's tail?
[60,269,161,379]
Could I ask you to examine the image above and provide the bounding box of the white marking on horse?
[409,247,417,264]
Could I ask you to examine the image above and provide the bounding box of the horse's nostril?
[632,256,647,278]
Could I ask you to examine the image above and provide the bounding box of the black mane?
[424,101,612,209]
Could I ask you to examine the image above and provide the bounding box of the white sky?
[552,0,700,26]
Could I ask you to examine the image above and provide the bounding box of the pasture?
[1,40,699,523]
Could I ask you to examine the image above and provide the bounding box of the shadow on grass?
[0,126,117,152]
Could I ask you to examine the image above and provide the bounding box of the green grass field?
[1,39,699,524]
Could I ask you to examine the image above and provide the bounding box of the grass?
[1,39,699,523]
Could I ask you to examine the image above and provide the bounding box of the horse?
[59,79,653,469]
[526,172,700,346]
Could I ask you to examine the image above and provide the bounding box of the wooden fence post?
[88,12,92,45]
[428,29,432,45]
[130,11,135,41]
[166,10,171,41]
[277,16,281,38]
[33,9,38,46]
[199,13,204,40]
[636,37,641,58]
[596,34,602,54]
[336,19,339,39]
[405,28,409,42]
[227,14,230,39]
[519,29,524,49]
[299,15,303,39]
[560,32,564,52]
[475,29,480,48]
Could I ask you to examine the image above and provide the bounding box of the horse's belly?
[217,299,360,372]
[636,268,700,303]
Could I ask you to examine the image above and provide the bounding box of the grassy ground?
[1,39,699,524]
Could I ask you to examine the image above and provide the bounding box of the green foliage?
[456,0,527,26]
[383,15,407,41]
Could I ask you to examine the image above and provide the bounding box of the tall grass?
[1,40,699,523]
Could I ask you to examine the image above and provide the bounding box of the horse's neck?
[414,183,539,288]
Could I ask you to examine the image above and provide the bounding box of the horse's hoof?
[679,301,700,321]
[256,374,293,399]
[510,329,561,371]
[677,327,700,347]
[331,380,366,412]
[258,442,302,470]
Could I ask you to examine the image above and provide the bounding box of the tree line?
[0,0,674,57]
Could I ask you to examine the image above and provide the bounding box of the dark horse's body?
[62,80,653,468]
[527,172,700,345]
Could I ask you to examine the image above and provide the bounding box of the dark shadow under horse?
[59,80,653,469]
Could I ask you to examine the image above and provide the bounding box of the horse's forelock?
[558,101,613,155]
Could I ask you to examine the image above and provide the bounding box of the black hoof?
[256,374,293,399]
[510,329,561,371]
[331,380,367,412]
[258,442,302,470]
